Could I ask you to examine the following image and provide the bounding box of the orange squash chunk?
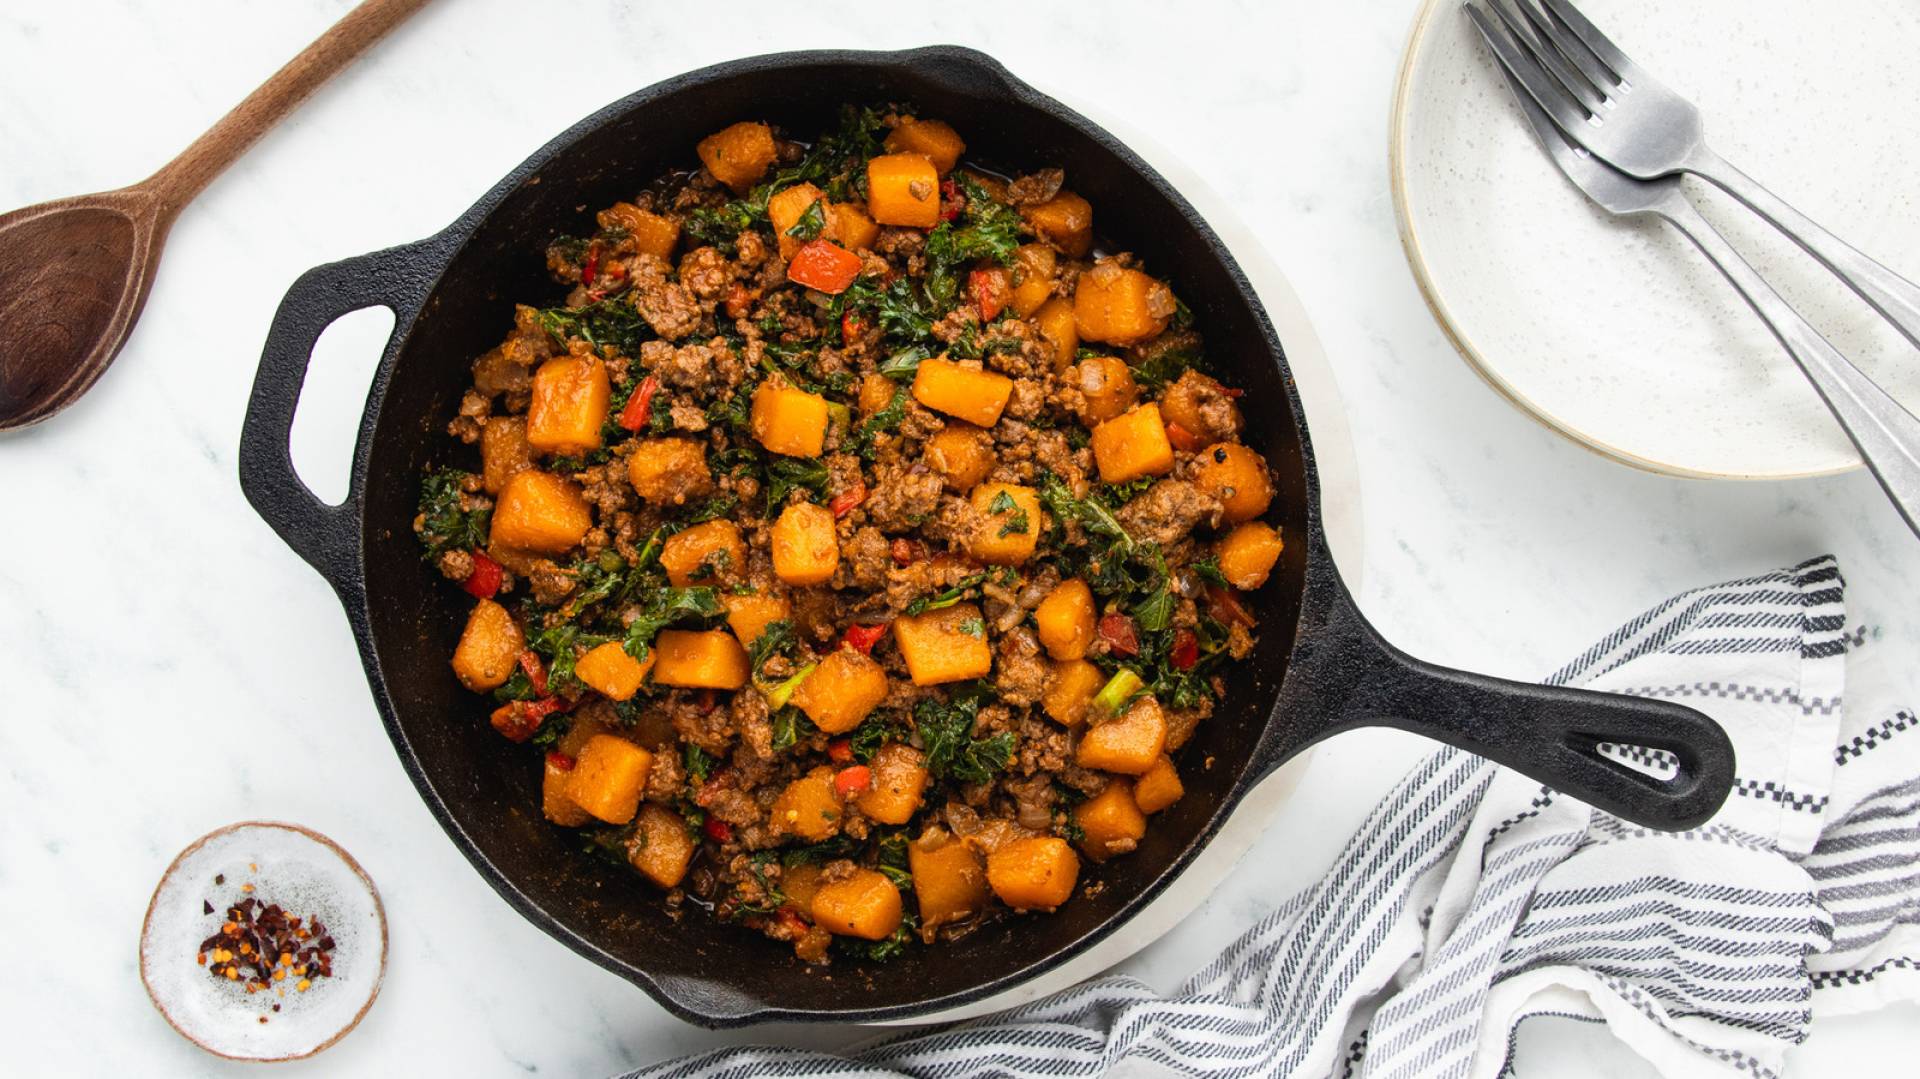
[1022,191,1093,257]
[696,121,776,193]
[600,201,680,260]
[893,603,994,685]
[1075,263,1175,346]
[490,470,593,555]
[781,863,826,911]
[1217,521,1284,589]
[1133,755,1185,814]
[969,483,1043,565]
[573,641,655,702]
[771,766,843,842]
[526,354,611,456]
[811,868,904,940]
[723,592,791,652]
[866,153,942,228]
[650,630,750,689]
[451,598,523,692]
[987,836,1080,912]
[1043,659,1105,727]
[767,182,827,260]
[480,416,534,495]
[884,118,966,174]
[912,358,1014,427]
[1072,355,1141,425]
[751,381,830,458]
[1090,403,1176,483]
[626,438,712,506]
[1074,780,1147,862]
[566,735,654,825]
[1008,243,1058,318]
[792,650,889,734]
[830,202,880,252]
[1193,443,1274,524]
[925,422,995,493]
[1031,296,1079,371]
[1034,579,1096,661]
[910,832,988,938]
[856,743,930,824]
[1076,695,1169,775]
[659,519,747,587]
[627,803,697,889]
[542,754,590,827]
[771,501,839,586]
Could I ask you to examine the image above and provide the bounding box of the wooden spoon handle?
[142,0,431,213]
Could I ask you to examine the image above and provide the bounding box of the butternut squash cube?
[1034,579,1096,661]
[781,863,826,911]
[830,202,879,252]
[884,118,966,175]
[480,416,533,495]
[526,354,611,456]
[1076,695,1168,775]
[792,650,889,734]
[856,743,929,824]
[969,483,1043,565]
[650,629,750,689]
[771,766,842,842]
[600,201,680,260]
[1217,521,1284,590]
[566,735,654,825]
[925,422,995,493]
[1043,659,1105,727]
[696,121,776,194]
[574,640,655,702]
[1193,443,1274,524]
[1032,295,1079,371]
[865,152,941,229]
[1074,780,1147,862]
[893,603,994,686]
[1008,243,1058,318]
[659,519,747,587]
[451,598,523,692]
[1021,191,1093,257]
[910,832,988,938]
[767,182,826,261]
[490,470,593,555]
[626,437,713,506]
[1133,755,1185,814]
[1074,263,1175,345]
[986,836,1080,912]
[1090,404,1176,483]
[626,803,697,889]
[858,373,898,416]
[1072,355,1141,425]
[771,502,839,586]
[912,358,1014,427]
[751,381,830,458]
[723,592,791,652]
[811,868,904,940]
[542,755,590,827]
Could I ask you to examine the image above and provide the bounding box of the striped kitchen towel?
[620,556,1917,1079]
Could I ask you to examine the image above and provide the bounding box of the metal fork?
[1478,0,1920,355]
[1467,3,1920,538]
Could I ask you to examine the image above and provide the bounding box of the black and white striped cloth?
[622,556,1916,1079]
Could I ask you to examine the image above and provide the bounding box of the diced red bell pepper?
[1206,585,1257,628]
[545,751,575,772]
[1165,421,1206,453]
[1221,385,1245,398]
[581,240,602,287]
[939,178,962,222]
[518,650,549,697]
[827,738,854,764]
[833,766,872,797]
[463,550,503,599]
[841,311,866,342]
[969,266,1010,322]
[618,374,659,432]
[491,696,567,743]
[829,480,868,518]
[1099,613,1141,657]
[1170,628,1199,670]
[725,282,752,319]
[694,769,731,809]
[890,538,919,566]
[840,623,888,654]
[703,818,734,843]
[786,240,863,294]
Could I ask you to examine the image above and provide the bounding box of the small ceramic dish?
[139,821,386,1061]
[1392,0,1920,479]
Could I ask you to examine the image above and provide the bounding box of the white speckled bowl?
[1392,0,1920,479]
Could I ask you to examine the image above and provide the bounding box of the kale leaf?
[914,683,1017,784]
[415,468,490,559]
[621,586,725,662]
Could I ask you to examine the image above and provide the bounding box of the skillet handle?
[238,238,441,594]
[1277,567,1736,831]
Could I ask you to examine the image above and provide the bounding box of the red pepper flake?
[1170,628,1200,670]
[197,890,336,1001]
[829,480,868,518]
[463,550,504,599]
[840,622,888,654]
[618,375,660,432]
[546,751,575,772]
[1221,385,1245,398]
[703,818,734,843]
[833,765,872,797]
[518,651,549,697]
[1099,612,1141,657]
[827,738,854,764]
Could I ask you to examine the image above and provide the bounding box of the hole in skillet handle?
[239,237,445,596]
[1267,558,1737,832]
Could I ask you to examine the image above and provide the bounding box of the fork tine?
[1511,0,1619,97]
[1464,1,1595,131]
[1488,0,1606,112]
[1535,0,1635,78]
[1475,16,1587,174]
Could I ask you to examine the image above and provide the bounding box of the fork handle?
[1688,150,1920,354]
[1659,198,1920,538]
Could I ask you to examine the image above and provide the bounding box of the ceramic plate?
[1392,0,1920,479]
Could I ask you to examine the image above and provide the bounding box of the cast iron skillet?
[238,46,1735,1027]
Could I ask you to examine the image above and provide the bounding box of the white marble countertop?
[1,1,1915,1075]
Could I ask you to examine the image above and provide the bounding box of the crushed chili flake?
[196,887,337,1008]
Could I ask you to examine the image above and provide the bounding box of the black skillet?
[238,46,1735,1027]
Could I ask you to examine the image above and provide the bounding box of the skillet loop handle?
[239,239,439,593]
[1288,573,1737,831]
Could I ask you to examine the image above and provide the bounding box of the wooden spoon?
[0,0,430,432]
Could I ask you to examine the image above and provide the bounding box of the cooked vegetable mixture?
[418,107,1286,964]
